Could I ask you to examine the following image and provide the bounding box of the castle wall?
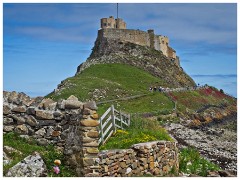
[100,28,151,47]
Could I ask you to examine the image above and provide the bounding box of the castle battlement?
[99,16,179,66]
[101,16,126,29]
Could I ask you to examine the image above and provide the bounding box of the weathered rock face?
[76,38,196,88]
[5,152,47,177]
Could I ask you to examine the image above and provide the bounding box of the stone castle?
[100,16,180,66]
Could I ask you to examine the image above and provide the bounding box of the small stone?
[120,162,126,168]
[36,110,54,120]
[52,131,61,137]
[35,128,46,137]
[83,157,95,166]
[12,106,26,113]
[91,113,99,119]
[36,138,49,146]
[86,148,99,154]
[3,126,15,132]
[84,101,98,110]
[80,119,99,127]
[14,124,28,135]
[11,114,25,124]
[87,131,99,138]
[4,146,23,156]
[83,141,98,147]
[3,118,14,125]
[149,162,154,170]
[65,96,82,109]
[3,104,11,115]
[26,106,36,115]
[126,167,132,174]
[26,115,39,127]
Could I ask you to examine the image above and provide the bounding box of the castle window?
[108,23,111,26]
[104,23,107,26]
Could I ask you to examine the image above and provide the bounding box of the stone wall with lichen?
[98,141,179,177]
[3,90,179,177]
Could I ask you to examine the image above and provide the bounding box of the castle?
[100,16,180,66]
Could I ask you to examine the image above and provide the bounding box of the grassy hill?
[47,63,236,117]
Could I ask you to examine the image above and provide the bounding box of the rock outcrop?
[76,38,195,88]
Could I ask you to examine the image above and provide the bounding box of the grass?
[3,132,76,177]
[99,117,173,150]
[179,147,220,176]
[47,63,168,102]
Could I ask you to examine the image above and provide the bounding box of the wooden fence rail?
[98,105,130,145]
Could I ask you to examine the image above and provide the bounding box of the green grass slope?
[47,63,236,116]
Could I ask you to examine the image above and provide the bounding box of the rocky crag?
[76,38,195,88]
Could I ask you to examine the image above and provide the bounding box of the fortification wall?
[99,28,151,47]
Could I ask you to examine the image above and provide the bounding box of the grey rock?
[3,125,15,132]
[26,115,39,127]
[64,95,83,109]
[3,151,12,165]
[5,152,47,177]
[14,124,29,135]
[11,114,26,124]
[35,128,46,137]
[26,106,36,115]
[35,110,54,120]
[36,138,49,146]
[4,146,23,156]
[84,101,98,110]
[12,106,27,113]
[3,117,14,125]
[3,104,11,115]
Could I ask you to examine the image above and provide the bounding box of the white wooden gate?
[98,105,130,145]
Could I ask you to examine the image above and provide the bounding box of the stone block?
[84,101,98,110]
[87,131,99,138]
[65,96,82,109]
[80,119,99,127]
[26,115,39,127]
[12,106,27,113]
[36,110,54,120]
[11,114,25,124]
[87,148,99,154]
[83,157,95,166]
[3,104,11,115]
[3,125,15,132]
[52,131,61,137]
[14,124,28,135]
[26,106,36,115]
[91,113,99,119]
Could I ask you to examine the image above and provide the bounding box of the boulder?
[5,152,47,177]
[38,98,56,110]
[3,117,14,125]
[35,128,46,137]
[80,119,99,127]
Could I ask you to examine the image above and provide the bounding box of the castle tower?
[100,16,126,29]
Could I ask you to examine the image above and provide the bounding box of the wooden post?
[99,116,104,145]
[120,110,123,129]
[111,105,116,133]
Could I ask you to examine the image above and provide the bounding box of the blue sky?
[3,3,237,97]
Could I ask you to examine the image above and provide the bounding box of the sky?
[2,2,237,97]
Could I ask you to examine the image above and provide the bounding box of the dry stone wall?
[99,141,178,177]
[3,91,179,177]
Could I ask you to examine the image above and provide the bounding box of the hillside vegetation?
[47,63,236,118]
